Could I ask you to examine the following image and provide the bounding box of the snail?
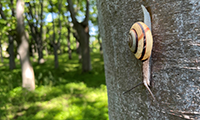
[123,5,155,100]
[128,22,153,62]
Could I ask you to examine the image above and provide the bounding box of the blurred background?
[0,0,108,119]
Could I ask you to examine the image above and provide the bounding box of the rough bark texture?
[97,0,200,119]
[16,0,35,91]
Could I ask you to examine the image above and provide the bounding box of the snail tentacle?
[123,82,143,95]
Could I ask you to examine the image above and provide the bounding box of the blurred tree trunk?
[67,0,91,72]
[0,37,3,62]
[0,1,16,69]
[97,0,200,119]
[50,0,60,69]
[8,34,15,69]
[43,26,48,56]
[52,10,59,69]
[73,32,81,63]
[67,26,72,60]
[16,0,35,91]
[0,4,5,63]
[97,17,103,57]
[38,0,44,63]
[8,0,16,69]
[97,34,103,57]
[25,1,44,64]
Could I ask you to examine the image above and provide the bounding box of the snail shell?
[124,5,155,101]
[129,22,153,62]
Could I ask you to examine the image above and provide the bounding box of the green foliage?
[91,39,101,53]
[0,52,108,120]
[0,19,7,24]
[0,0,17,43]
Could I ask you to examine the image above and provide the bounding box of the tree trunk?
[53,45,59,68]
[8,0,16,70]
[38,0,44,64]
[77,41,81,63]
[8,35,16,70]
[67,26,72,60]
[25,2,44,64]
[97,0,200,119]
[16,0,35,91]
[67,0,91,72]
[0,37,3,62]
[73,32,81,63]
[79,26,91,72]
[0,1,16,69]
[97,34,103,57]
[37,37,44,63]
[43,27,48,56]
[50,0,59,68]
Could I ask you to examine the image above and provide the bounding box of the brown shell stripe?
[137,22,146,61]
[142,27,150,62]
[131,28,138,54]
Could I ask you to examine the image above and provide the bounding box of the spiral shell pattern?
[129,22,153,62]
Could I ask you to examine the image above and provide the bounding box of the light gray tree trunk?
[16,0,35,91]
[97,0,200,119]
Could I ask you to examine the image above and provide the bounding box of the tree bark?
[97,0,200,119]
[67,0,91,72]
[16,0,35,91]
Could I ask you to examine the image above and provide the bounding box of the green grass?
[0,52,108,120]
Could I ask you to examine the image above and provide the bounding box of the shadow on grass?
[0,84,107,120]
[0,52,108,120]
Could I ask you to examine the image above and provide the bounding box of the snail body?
[124,5,155,101]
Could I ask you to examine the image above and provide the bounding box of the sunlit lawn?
[0,52,108,120]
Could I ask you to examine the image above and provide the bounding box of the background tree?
[0,1,16,69]
[16,0,35,91]
[97,0,200,119]
[49,0,61,68]
[67,0,91,72]
[67,25,72,60]
[25,0,44,63]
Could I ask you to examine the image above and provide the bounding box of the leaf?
[0,19,7,24]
